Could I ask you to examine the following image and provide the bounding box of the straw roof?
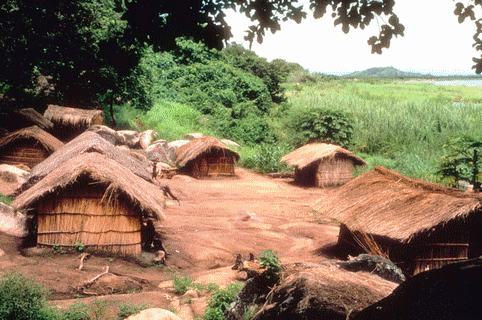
[16,108,54,131]
[175,136,240,167]
[20,131,152,192]
[12,152,165,221]
[316,166,482,243]
[44,105,103,128]
[0,126,64,153]
[281,143,366,169]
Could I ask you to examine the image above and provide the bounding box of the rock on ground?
[125,308,181,320]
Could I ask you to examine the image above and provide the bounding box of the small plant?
[193,282,219,295]
[117,302,148,319]
[203,283,243,320]
[0,272,50,320]
[0,193,14,205]
[184,297,194,304]
[59,302,92,320]
[172,274,194,295]
[52,244,66,254]
[258,250,282,281]
[75,242,85,252]
[91,299,109,320]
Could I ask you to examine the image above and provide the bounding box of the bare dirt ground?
[0,168,339,318]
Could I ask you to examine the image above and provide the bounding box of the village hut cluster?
[0,105,244,258]
[2,102,482,281]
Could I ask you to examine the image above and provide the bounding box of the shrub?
[285,106,353,148]
[117,302,148,319]
[239,143,291,173]
[203,283,244,320]
[172,274,194,295]
[258,250,282,281]
[0,272,49,320]
[0,193,13,206]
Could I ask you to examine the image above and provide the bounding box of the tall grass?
[287,80,482,180]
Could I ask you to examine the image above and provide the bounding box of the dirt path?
[0,168,340,318]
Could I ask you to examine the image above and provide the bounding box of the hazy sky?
[225,1,480,75]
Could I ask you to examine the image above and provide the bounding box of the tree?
[437,136,482,191]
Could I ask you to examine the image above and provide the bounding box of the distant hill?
[345,67,432,79]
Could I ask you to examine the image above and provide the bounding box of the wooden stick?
[78,252,90,271]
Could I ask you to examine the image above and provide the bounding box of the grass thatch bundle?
[16,108,53,131]
[253,263,397,319]
[19,131,152,192]
[44,105,103,128]
[0,126,63,154]
[175,136,240,167]
[11,152,165,221]
[280,143,366,169]
[316,166,482,243]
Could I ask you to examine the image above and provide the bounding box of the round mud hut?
[0,126,64,169]
[11,152,165,257]
[175,136,240,178]
[280,143,366,187]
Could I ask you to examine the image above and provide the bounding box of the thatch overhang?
[175,136,240,167]
[16,108,54,131]
[11,152,165,221]
[0,126,63,154]
[19,131,153,192]
[316,166,482,243]
[280,143,366,169]
[44,105,103,128]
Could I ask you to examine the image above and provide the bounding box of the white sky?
[224,1,480,75]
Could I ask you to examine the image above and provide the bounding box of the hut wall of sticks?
[36,178,142,256]
[44,105,104,142]
[317,166,482,276]
[0,126,64,169]
[175,136,240,178]
[12,152,166,257]
[281,143,366,187]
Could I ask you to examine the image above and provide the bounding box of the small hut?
[316,166,482,275]
[0,126,64,169]
[11,152,165,257]
[18,131,153,193]
[280,143,366,187]
[44,105,104,141]
[175,136,240,178]
[16,108,54,131]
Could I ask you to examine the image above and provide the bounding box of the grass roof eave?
[175,136,240,167]
[316,166,482,243]
[19,131,152,192]
[12,153,165,221]
[44,105,103,128]
[0,126,64,153]
[280,143,366,170]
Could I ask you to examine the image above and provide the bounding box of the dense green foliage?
[203,283,244,320]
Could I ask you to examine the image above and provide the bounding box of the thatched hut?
[280,143,366,187]
[175,136,240,178]
[11,152,165,257]
[16,108,54,131]
[44,105,104,141]
[18,131,153,193]
[0,126,64,169]
[316,166,482,275]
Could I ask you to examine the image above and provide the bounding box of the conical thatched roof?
[12,152,165,221]
[19,131,152,192]
[16,108,54,131]
[175,136,240,167]
[0,126,63,153]
[44,105,103,128]
[281,143,366,169]
[316,166,482,243]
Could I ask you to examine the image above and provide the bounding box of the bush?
[117,302,148,319]
[240,143,292,173]
[0,272,50,320]
[172,274,194,295]
[204,283,244,320]
[285,106,353,148]
[258,250,282,281]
